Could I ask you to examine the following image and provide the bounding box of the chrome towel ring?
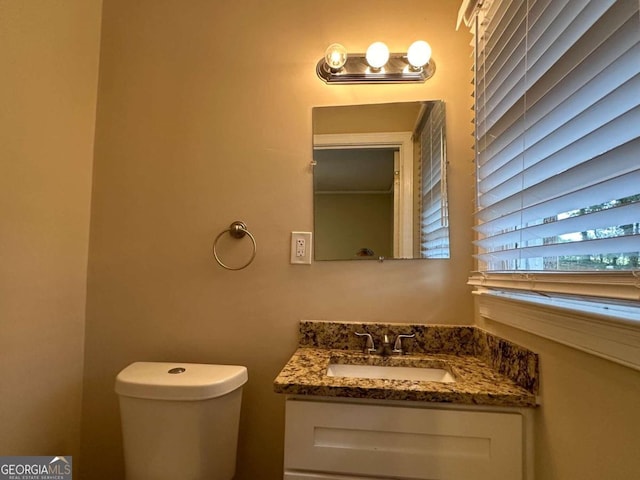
[212,221,257,271]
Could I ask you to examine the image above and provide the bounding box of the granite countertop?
[274,347,537,407]
[273,321,539,408]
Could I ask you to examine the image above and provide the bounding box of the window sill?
[468,271,640,301]
[474,289,640,371]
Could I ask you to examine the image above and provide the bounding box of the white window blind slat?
[421,248,450,259]
[477,0,634,150]
[478,0,561,127]
[479,105,640,208]
[473,0,640,274]
[478,10,638,171]
[525,1,612,88]
[477,7,527,107]
[476,0,520,72]
[476,169,640,235]
[476,137,640,227]
[424,214,446,232]
[423,193,443,215]
[418,101,449,259]
[475,202,640,250]
[480,78,640,202]
[526,1,639,108]
[479,29,640,177]
[476,235,639,265]
[423,227,450,241]
[424,173,442,191]
[525,0,566,47]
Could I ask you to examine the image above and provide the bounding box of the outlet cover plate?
[291,232,312,264]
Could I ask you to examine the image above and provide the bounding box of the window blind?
[474,0,640,273]
[417,101,450,258]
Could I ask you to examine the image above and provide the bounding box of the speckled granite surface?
[474,327,539,394]
[299,320,477,355]
[274,320,539,407]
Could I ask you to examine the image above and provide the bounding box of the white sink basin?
[326,363,455,383]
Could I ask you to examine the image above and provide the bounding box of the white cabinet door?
[284,399,524,480]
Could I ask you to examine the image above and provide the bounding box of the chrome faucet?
[355,332,415,356]
[392,333,416,355]
[378,334,393,357]
[354,332,376,354]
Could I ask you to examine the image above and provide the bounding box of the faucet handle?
[355,332,376,354]
[393,333,416,355]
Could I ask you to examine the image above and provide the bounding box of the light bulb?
[407,40,432,70]
[365,42,390,70]
[324,43,348,71]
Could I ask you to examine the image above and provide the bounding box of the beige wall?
[0,0,102,466]
[80,0,474,478]
[477,315,640,479]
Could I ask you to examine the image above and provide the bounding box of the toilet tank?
[116,362,248,480]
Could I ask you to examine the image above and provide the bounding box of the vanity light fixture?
[365,42,390,71]
[324,43,348,71]
[406,40,432,71]
[316,40,435,84]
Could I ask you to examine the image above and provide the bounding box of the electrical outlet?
[296,238,305,257]
[291,232,312,264]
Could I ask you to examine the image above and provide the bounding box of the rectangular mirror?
[313,101,450,261]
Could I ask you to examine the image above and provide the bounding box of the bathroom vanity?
[274,321,539,480]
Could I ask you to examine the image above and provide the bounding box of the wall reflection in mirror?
[313,101,450,261]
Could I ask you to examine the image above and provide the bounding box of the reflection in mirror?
[313,101,449,261]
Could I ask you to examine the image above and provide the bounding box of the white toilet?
[115,361,248,480]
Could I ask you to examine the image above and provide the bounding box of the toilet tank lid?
[115,362,248,401]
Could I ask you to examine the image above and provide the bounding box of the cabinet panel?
[284,399,523,480]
